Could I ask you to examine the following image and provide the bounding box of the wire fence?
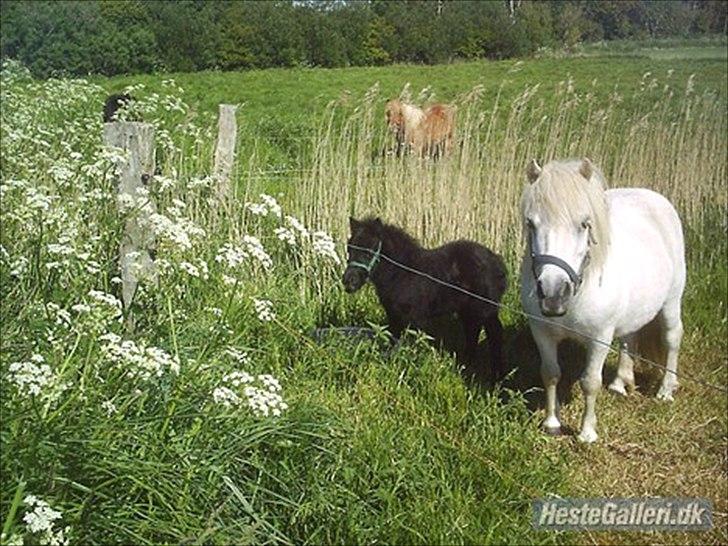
[346,243,728,396]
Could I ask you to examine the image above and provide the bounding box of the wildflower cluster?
[215,235,273,275]
[252,298,276,322]
[147,210,206,252]
[100,333,180,381]
[18,495,71,546]
[312,231,341,265]
[212,361,288,417]
[8,354,56,398]
[245,193,282,218]
[64,290,124,334]
[244,194,341,265]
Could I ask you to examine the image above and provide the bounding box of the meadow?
[1,45,726,545]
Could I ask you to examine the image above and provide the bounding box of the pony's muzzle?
[342,267,366,293]
[537,277,572,317]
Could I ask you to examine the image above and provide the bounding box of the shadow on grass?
[491,320,670,414]
[312,313,670,437]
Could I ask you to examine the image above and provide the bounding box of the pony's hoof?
[656,387,675,402]
[607,380,628,396]
[544,426,563,436]
[577,429,598,444]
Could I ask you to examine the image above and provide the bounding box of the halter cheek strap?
[348,241,382,275]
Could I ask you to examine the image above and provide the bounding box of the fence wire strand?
[346,243,728,395]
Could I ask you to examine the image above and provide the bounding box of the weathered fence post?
[213,104,238,197]
[103,122,156,330]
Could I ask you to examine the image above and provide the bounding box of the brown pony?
[385,99,455,158]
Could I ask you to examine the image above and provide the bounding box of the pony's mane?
[522,159,610,272]
[360,217,420,251]
[400,102,426,128]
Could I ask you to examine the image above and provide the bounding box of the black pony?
[343,217,508,378]
[103,93,134,123]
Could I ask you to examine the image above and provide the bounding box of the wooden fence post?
[213,104,238,197]
[103,121,156,330]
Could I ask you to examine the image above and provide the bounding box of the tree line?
[1,0,726,78]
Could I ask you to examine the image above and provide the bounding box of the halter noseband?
[347,241,382,275]
[531,253,588,292]
[530,233,590,294]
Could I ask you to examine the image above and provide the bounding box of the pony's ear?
[527,159,542,183]
[373,217,383,232]
[579,158,593,180]
[349,216,360,231]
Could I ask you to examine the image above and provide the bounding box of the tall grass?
[1,57,725,545]
[0,61,567,545]
[298,73,726,270]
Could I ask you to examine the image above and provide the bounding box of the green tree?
[362,16,395,65]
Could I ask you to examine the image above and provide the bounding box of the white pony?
[520,158,686,443]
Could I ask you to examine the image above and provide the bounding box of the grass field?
[1,45,726,545]
[556,35,728,61]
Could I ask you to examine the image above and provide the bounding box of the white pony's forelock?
[522,159,610,273]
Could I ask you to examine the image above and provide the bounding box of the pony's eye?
[526,219,535,230]
[581,219,590,230]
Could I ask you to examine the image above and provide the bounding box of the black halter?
[530,253,587,292]
[530,233,590,294]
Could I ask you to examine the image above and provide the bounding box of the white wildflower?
[21,495,69,546]
[179,261,200,278]
[101,400,117,416]
[87,290,122,320]
[225,347,250,364]
[252,298,275,322]
[244,202,269,216]
[312,231,341,264]
[258,374,281,392]
[244,193,282,218]
[10,256,28,278]
[285,215,309,238]
[243,235,272,270]
[47,243,74,256]
[223,370,254,386]
[215,243,246,270]
[274,226,297,246]
[117,193,136,213]
[214,368,288,417]
[154,174,176,191]
[100,335,180,381]
[25,188,52,211]
[88,290,122,311]
[71,303,91,314]
[23,496,62,533]
[8,355,55,397]
[212,386,241,408]
[243,385,288,417]
[196,258,209,280]
[47,303,72,328]
[84,260,101,275]
[259,193,282,218]
[188,175,214,189]
[216,238,271,271]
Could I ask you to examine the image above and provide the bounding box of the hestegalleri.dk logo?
[532,498,712,531]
